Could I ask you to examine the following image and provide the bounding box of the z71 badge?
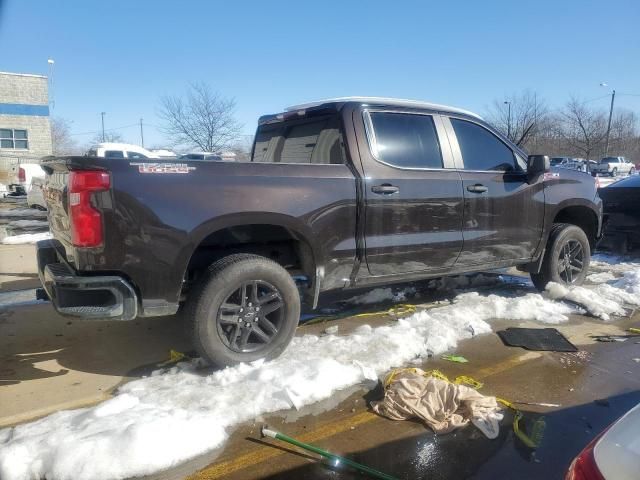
[130,163,196,174]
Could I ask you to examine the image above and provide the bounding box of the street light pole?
[101,112,106,142]
[504,101,512,139]
[604,89,616,157]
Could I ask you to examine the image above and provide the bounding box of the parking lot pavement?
[0,298,191,427]
[0,244,40,292]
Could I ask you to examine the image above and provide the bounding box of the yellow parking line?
[188,411,377,479]
[189,352,536,479]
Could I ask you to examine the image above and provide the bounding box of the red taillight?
[565,433,606,480]
[68,170,110,247]
[18,167,25,183]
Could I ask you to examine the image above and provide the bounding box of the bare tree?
[158,83,243,152]
[485,90,548,148]
[51,117,79,155]
[608,109,639,156]
[557,97,608,160]
[91,131,124,144]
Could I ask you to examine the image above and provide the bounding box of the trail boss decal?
[130,163,196,174]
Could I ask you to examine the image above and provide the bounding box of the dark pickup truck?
[37,97,602,366]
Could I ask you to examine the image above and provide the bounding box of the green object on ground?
[513,411,546,449]
[441,354,469,363]
[261,427,398,480]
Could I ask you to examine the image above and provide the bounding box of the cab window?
[451,118,516,172]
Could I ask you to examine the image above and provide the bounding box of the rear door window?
[451,118,516,172]
[127,152,148,159]
[367,112,443,169]
[252,115,344,164]
[104,150,125,159]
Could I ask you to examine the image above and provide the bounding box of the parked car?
[0,160,45,197]
[551,157,573,166]
[27,175,47,210]
[566,401,640,479]
[598,174,640,252]
[86,143,160,159]
[37,97,602,367]
[591,156,635,177]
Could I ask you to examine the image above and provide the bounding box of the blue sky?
[1,0,639,148]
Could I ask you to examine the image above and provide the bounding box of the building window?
[0,129,29,149]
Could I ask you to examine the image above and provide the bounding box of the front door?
[444,116,545,266]
[357,109,465,275]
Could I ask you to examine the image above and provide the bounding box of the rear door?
[357,109,464,275]
[443,116,545,266]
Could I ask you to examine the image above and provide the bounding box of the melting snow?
[1,259,639,480]
[1,232,52,245]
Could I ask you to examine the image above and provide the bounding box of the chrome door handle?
[371,184,399,195]
[466,184,488,193]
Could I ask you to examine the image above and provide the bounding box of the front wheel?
[188,254,300,367]
[530,223,590,291]
[630,167,636,175]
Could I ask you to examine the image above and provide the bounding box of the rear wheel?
[187,254,300,367]
[530,223,590,291]
[610,167,618,177]
[630,167,636,175]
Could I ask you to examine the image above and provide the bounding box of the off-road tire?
[186,254,300,367]
[530,223,591,291]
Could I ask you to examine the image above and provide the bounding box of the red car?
[566,402,640,479]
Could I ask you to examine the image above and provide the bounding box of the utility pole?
[504,101,512,139]
[604,89,616,157]
[47,58,55,111]
[140,118,144,147]
[101,112,106,142]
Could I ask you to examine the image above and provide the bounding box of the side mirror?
[527,155,550,176]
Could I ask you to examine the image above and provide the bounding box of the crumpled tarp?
[371,368,504,439]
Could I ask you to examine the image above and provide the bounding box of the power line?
[69,123,140,136]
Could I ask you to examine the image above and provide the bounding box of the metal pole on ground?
[261,426,398,480]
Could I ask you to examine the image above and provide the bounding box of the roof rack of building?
[285,96,482,119]
[0,71,48,79]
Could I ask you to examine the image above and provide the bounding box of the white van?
[86,143,160,159]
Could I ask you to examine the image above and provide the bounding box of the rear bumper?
[36,240,138,320]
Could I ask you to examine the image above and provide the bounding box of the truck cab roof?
[284,96,482,119]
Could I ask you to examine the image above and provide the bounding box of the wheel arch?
[552,203,600,249]
[180,212,323,306]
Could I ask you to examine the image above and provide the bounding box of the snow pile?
[547,268,640,321]
[546,282,623,320]
[586,271,616,284]
[346,286,418,304]
[1,232,52,245]
[348,287,395,304]
[0,290,574,480]
[427,273,503,291]
[590,254,639,276]
[0,208,47,218]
